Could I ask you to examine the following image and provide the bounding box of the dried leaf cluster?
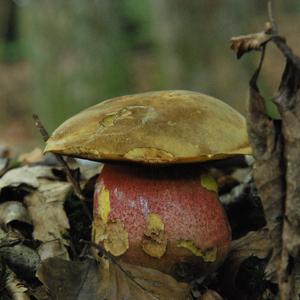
[231,14,300,300]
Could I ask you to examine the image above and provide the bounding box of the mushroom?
[44,90,251,278]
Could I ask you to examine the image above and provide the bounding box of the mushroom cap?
[44,90,251,164]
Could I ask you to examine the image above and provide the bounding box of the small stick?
[33,114,92,221]
[267,0,277,34]
[0,158,10,177]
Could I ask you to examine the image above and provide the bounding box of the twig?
[80,240,159,299]
[267,0,277,34]
[33,114,92,221]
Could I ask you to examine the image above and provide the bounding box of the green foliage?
[0,41,24,62]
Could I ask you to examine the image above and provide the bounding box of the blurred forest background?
[0,0,299,153]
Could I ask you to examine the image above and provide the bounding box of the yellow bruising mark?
[124,148,174,163]
[147,213,165,231]
[101,114,116,127]
[176,240,217,262]
[99,108,133,128]
[141,213,167,258]
[200,173,218,193]
[93,217,129,256]
[98,186,111,224]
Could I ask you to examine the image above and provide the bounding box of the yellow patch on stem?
[200,173,218,193]
[93,217,129,256]
[98,186,111,224]
[176,240,217,262]
[141,213,167,258]
[147,213,165,231]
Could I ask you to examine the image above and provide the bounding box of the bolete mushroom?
[44,90,251,278]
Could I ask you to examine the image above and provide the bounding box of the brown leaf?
[37,257,192,300]
[25,180,72,260]
[230,23,272,58]
[6,267,30,300]
[18,148,44,165]
[273,58,300,299]
[78,162,102,191]
[0,201,32,226]
[0,166,61,192]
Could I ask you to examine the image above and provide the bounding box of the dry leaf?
[230,23,272,58]
[0,201,32,226]
[25,180,72,260]
[37,257,192,300]
[78,162,102,190]
[273,55,300,300]
[107,259,191,300]
[38,240,70,261]
[18,148,44,165]
[6,267,30,300]
[0,166,60,192]
[0,227,22,248]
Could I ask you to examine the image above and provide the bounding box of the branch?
[267,0,277,34]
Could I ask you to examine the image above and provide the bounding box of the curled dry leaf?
[78,162,102,190]
[18,148,44,165]
[25,180,72,260]
[37,257,192,300]
[6,267,30,300]
[0,201,32,226]
[0,165,61,192]
[230,23,272,58]
[38,240,70,261]
[0,227,22,248]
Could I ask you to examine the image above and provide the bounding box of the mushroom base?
[93,164,231,280]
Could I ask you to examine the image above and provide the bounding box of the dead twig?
[33,114,92,221]
[267,0,277,34]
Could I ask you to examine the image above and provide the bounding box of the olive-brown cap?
[44,90,251,164]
